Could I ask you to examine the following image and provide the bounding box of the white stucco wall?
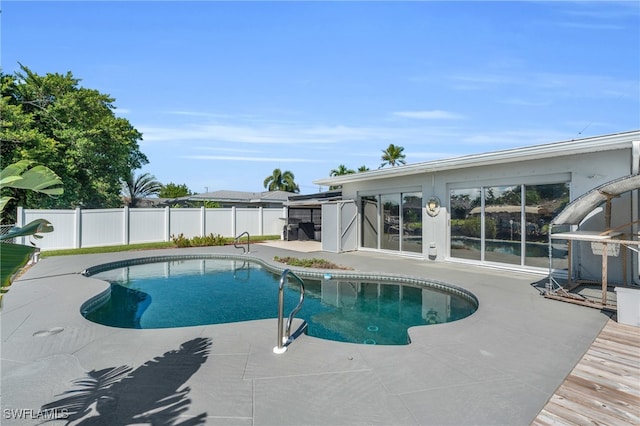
[338,144,635,282]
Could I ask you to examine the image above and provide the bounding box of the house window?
[525,183,570,269]
[402,192,423,254]
[449,183,569,268]
[450,188,482,261]
[381,194,400,251]
[360,192,423,254]
[484,185,522,265]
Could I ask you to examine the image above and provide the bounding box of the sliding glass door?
[381,194,400,251]
[361,196,378,249]
[449,182,569,269]
[450,188,482,261]
[402,192,423,254]
[525,183,570,269]
[484,185,522,265]
[360,192,423,254]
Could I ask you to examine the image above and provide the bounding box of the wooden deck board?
[532,319,640,425]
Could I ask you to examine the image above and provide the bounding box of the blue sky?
[3,1,639,194]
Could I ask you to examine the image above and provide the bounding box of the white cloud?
[139,121,426,145]
[194,146,261,154]
[182,155,322,163]
[556,22,624,30]
[392,110,465,120]
[499,98,551,107]
[451,71,639,100]
[460,129,573,147]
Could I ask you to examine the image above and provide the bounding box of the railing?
[273,269,307,354]
[233,231,250,254]
[232,259,251,281]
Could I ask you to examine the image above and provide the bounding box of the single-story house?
[313,130,640,287]
[132,190,295,208]
[189,190,294,208]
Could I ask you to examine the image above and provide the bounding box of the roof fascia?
[314,131,639,186]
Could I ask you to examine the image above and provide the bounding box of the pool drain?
[363,339,377,345]
[367,325,379,332]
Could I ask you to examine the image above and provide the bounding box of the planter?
[615,287,640,326]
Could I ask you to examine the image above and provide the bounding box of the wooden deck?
[532,319,640,425]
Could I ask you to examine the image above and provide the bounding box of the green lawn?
[41,235,281,257]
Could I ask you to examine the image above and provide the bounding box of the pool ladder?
[233,231,250,254]
[273,269,307,354]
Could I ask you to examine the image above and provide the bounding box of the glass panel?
[361,196,379,249]
[450,188,482,260]
[484,185,522,265]
[402,192,422,253]
[525,183,570,269]
[381,194,400,251]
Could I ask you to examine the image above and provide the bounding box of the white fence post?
[16,206,24,245]
[231,206,236,237]
[74,207,81,248]
[259,206,264,236]
[201,206,206,236]
[282,206,287,240]
[164,206,171,241]
[123,206,130,245]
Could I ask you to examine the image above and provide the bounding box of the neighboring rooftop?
[190,190,295,205]
[135,190,296,208]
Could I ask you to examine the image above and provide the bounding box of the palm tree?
[330,164,355,177]
[357,165,370,172]
[263,168,299,193]
[380,144,406,168]
[328,164,355,190]
[122,171,162,207]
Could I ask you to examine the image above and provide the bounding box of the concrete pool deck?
[1,244,611,425]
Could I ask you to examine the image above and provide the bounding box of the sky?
[2,1,639,195]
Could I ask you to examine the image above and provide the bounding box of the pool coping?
[1,245,612,425]
[81,252,479,312]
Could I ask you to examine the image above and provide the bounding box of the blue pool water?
[83,257,477,345]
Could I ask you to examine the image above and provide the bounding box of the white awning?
[552,174,640,225]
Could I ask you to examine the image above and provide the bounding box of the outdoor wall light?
[426,196,441,217]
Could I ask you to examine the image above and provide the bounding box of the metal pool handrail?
[233,231,250,254]
[273,269,307,354]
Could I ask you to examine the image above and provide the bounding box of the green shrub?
[171,233,191,247]
[273,256,352,270]
[191,233,226,246]
[171,233,226,247]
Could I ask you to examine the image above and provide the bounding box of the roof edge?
[314,130,640,186]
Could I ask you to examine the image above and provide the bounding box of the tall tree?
[380,144,406,168]
[329,164,355,190]
[1,64,148,216]
[158,182,192,199]
[122,172,162,207]
[330,164,355,177]
[263,168,299,193]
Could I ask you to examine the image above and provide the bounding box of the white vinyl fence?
[16,206,287,251]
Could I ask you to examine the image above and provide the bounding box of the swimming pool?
[82,255,477,345]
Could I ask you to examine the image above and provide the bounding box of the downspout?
[632,140,639,285]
